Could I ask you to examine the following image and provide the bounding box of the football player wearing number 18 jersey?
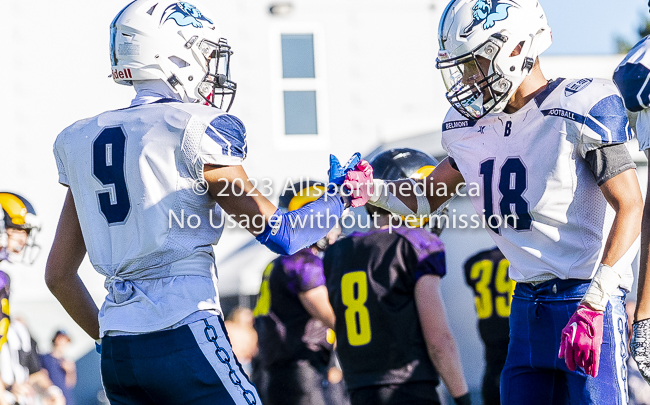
[45,1,362,404]
[325,149,471,405]
[344,0,643,404]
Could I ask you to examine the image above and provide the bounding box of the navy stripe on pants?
[101,315,261,405]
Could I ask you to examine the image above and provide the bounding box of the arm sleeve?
[256,192,345,255]
[584,143,636,186]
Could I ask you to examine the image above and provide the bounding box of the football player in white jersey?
[614,24,650,386]
[344,0,643,403]
[45,1,363,404]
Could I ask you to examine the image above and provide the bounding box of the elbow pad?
[256,193,344,255]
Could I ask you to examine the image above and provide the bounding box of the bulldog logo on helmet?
[161,2,213,28]
[461,0,518,37]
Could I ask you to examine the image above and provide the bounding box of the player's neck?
[504,65,548,114]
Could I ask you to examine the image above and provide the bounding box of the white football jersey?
[442,78,636,289]
[54,100,247,334]
[614,36,650,150]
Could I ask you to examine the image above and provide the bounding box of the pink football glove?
[343,160,374,208]
[558,304,604,377]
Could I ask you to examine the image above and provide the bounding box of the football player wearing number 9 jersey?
[343,1,643,404]
[45,1,363,404]
[324,149,471,405]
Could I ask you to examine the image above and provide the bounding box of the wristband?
[581,263,621,311]
[368,179,385,203]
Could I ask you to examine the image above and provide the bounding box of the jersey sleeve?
[199,114,248,166]
[53,132,69,186]
[561,79,634,157]
[283,252,326,294]
[397,229,447,282]
[613,37,650,113]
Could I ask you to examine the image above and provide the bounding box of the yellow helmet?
[278,181,327,212]
[0,192,41,264]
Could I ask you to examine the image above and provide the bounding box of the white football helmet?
[110,0,236,110]
[436,0,552,119]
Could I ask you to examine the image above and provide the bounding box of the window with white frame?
[281,34,318,135]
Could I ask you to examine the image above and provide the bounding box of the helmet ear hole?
[169,56,190,68]
[510,41,526,57]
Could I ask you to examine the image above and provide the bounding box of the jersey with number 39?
[53,100,247,334]
[442,78,635,288]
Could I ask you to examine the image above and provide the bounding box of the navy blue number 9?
[92,127,131,224]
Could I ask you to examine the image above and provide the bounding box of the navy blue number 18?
[92,127,131,224]
[479,157,532,233]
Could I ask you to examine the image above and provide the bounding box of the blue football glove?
[328,153,361,186]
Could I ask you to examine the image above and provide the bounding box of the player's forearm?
[299,286,336,330]
[582,169,643,311]
[45,190,100,339]
[255,193,344,255]
[636,180,650,321]
[600,169,643,267]
[367,179,421,213]
[46,274,100,340]
[368,158,464,215]
[426,335,469,398]
[414,276,468,398]
[65,372,76,388]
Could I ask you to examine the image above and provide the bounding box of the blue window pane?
[284,91,318,135]
[281,34,315,78]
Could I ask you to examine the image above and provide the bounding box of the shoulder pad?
[613,36,650,112]
[547,78,632,144]
[207,114,247,160]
